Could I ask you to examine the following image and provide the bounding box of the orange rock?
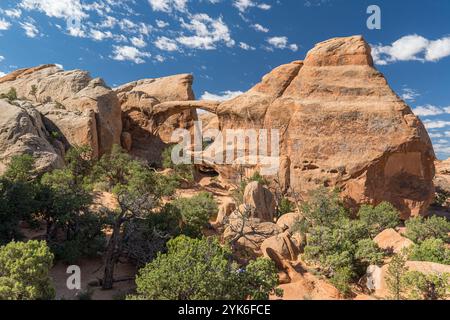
[373,228,414,254]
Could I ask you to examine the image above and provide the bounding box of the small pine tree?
[30,85,38,101]
[386,250,409,300]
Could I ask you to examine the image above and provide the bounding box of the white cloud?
[289,44,299,52]
[20,21,40,38]
[239,42,255,50]
[0,56,4,62]
[148,0,188,13]
[413,104,450,117]
[429,132,444,138]
[154,54,165,62]
[233,0,271,12]
[3,9,22,18]
[426,37,450,61]
[177,14,234,50]
[20,0,88,20]
[155,36,179,51]
[0,71,6,77]
[0,19,12,31]
[201,90,243,101]
[267,36,288,48]
[89,29,112,41]
[251,23,269,33]
[371,34,450,65]
[414,105,445,117]
[266,36,298,51]
[156,20,169,28]
[433,143,450,156]
[423,120,450,129]
[401,88,420,102]
[111,45,151,64]
[131,36,147,48]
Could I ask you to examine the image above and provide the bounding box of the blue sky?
[1,0,450,158]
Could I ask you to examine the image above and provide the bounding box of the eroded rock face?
[261,231,299,262]
[0,64,122,156]
[212,36,435,218]
[37,103,99,158]
[114,74,198,165]
[243,181,276,222]
[0,99,64,173]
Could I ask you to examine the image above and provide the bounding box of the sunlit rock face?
[210,36,435,218]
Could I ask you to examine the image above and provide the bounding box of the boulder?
[276,212,301,232]
[0,65,122,156]
[373,228,414,254]
[243,181,276,222]
[223,214,282,255]
[261,231,299,262]
[214,198,237,226]
[0,99,63,173]
[203,36,435,219]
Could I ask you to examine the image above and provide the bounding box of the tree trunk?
[102,219,122,290]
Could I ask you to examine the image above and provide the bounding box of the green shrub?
[296,188,388,295]
[0,240,55,300]
[357,202,400,238]
[278,197,295,217]
[0,88,18,101]
[129,236,281,300]
[405,216,450,244]
[161,145,195,182]
[172,192,218,238]
[402,271,449,300]
[409,238,450,264]
[330,267,354,298]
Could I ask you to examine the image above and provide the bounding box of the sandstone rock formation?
[114,74,200,165]
[37,103,98,157]
[0,64,122,157]
[214,198,237,226]
[434,159,450,205]
[0,99,64,173]
[373,228,414,254]
[223,214,282,255]
[261,231,299,261]
[243,181,276,222]
[276,212,301,232]
[154,35,435,218]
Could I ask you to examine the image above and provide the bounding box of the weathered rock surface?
[373,228,414,254]
[0,64,122,156]
[223,214,282,255]
[243,181,276,222]
[114,74,200,165]
[202,36,435,218]
[261,231,299,262]
[37,103,99,158]
[276,212,301,232]
[214,198,237,226]
[434,159,450,205]
[0,99,63,173]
